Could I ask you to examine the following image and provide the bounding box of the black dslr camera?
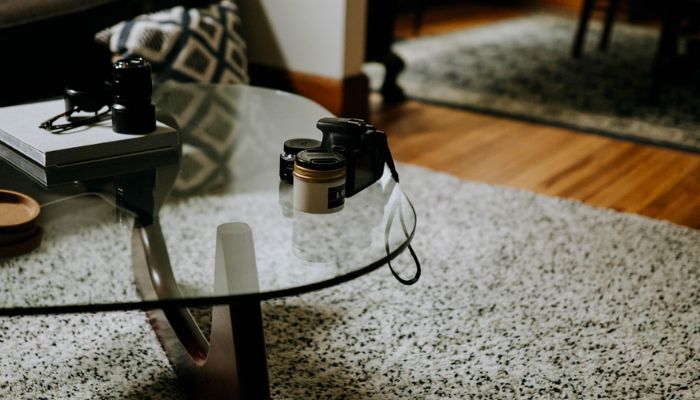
[40,57,156,134]
[316,117,398,197]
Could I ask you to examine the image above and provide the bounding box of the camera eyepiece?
[111,57,156,134]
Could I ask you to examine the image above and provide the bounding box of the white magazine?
[0,98,178,167]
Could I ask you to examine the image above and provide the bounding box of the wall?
[237,0,367,80]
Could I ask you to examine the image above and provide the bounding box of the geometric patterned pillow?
[95,0,248,84]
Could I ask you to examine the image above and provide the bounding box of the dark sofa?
[0,0,212,107]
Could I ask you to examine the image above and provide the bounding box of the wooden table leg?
[132,221,270,399]
[142,302,270,400]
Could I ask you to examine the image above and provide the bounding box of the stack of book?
[0,98,179,186]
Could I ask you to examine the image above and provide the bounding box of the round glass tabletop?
[0,83,416,315]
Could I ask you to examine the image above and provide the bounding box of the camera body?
[316,117,391,197]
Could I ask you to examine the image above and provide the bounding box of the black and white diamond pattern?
[96,1,248,84]
[153,83,238,196]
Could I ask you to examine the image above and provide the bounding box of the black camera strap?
[39,107,111,134]
[40,83,112,134]
[381,137,421,286]
[380,133,400,184]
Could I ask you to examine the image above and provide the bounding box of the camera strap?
[382,137,421,286]
[380,134,400,184]
[39,84,112,134]
[387,244,421,285]
[384,194,421,285]
[39,107,111,134]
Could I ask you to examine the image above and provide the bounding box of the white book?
[0,98,178,167]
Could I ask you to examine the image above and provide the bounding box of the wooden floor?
[370,3,700,229]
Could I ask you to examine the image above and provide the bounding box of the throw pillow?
[95,1,248,84]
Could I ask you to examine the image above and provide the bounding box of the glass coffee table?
[0,83,417,399]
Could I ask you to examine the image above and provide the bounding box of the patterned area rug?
[1,164,698,398]
[366,14,700,153]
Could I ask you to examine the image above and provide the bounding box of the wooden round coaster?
[0,227,38,246]
[0,190,40,232]
[0,227,43,258]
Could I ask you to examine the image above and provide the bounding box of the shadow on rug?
[366,14,700,153]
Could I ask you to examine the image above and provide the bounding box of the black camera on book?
[40,57,156,135]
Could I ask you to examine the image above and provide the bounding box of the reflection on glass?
[291,174,397,263]
[214,222,259,295]
[278,181,293,218]
[154,82,238,196]
[292,210,352,263]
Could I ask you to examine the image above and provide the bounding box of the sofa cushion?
[95,0,248,84]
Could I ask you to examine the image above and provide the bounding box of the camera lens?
[111,57,156,134]
[279,138,321,184]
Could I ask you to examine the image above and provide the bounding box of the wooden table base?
[131,221,271,400]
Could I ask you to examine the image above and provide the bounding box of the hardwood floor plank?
[395,3,532,39]
[505,132,612,191]
[441,127,570,181]
[585,151,700,212]
[554,145,656,200]
[639,164,700,228]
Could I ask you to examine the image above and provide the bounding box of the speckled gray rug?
[365,14,700,153]
[1,164,699,399]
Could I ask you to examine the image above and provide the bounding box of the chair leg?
[413,0,427,35]
[380,51,407,103]
[573,0,596,57]
[599,0,621,51]
[651,2,683,101]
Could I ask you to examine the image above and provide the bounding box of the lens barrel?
[111,58,156,134]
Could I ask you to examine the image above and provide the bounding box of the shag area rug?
[366,14,700,153]
[1,164,699,399]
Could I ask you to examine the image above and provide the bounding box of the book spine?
[0,127,46,166]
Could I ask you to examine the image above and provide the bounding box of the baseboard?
[249,64,369,120]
